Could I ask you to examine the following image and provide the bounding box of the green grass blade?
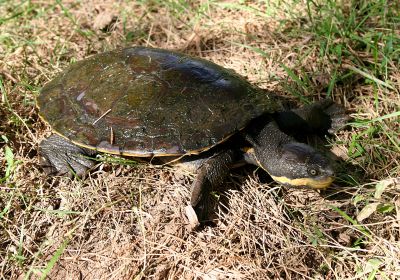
[38,238,70,280]
[346,65,395,90]
[351,111,400,127]
[330,205,371,238]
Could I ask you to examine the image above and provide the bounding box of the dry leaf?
[357,202,380,222]
[185,205,199,230]
[93,11,115,30]
[374,178,395,199]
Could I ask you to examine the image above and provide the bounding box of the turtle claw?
[39,134,95,178]
[321,102,349,134]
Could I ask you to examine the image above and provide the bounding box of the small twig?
[110,126,114,145]
[92,109,111,125]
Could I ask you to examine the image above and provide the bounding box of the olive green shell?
[38,47,281,156]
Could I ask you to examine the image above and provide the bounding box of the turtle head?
[252,142,335,189]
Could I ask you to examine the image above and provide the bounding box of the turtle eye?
[308,168,318,176]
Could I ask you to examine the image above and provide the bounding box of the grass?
[1,0,399,279]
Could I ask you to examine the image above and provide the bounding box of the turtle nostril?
[326,168,335,177]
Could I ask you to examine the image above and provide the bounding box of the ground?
[1,1,399,279]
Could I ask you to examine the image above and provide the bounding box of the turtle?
[37,46,347,218]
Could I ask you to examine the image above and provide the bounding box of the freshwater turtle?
[37,46,346,217]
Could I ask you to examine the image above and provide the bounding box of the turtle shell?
[37,47,282,156]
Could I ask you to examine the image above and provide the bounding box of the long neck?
[245,121,295,174]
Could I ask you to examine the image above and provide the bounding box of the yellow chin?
[271,175,334,189]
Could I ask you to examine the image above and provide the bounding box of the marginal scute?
[38,47,282,156]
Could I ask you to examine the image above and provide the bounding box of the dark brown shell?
[37,47,282,156]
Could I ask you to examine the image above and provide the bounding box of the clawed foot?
[39,134,96,177]
[317,100,350,134]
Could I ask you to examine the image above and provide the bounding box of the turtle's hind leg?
[39,134,96,177]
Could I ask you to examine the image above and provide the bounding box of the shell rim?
[37,107,243,157]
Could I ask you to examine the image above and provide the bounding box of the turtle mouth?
[270,175,334,189]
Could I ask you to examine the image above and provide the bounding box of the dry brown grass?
[1,1,399,279]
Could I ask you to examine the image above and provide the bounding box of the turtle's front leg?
[39,134,96,177]
[191,149,236,220]
[274,99,348,137]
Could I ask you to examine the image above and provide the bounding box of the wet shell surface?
[38,47,281,156]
